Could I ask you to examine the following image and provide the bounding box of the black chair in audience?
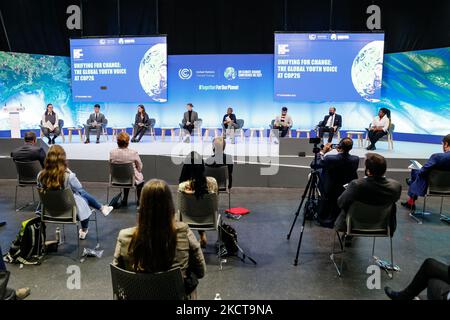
[110,264,186,300]
[205,166,231,209]
[38,187,99,261]
[13,160,41,212]
[330,201,396,278]
[410,170,450,224]
[107,162,137,205]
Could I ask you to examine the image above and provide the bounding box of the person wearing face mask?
[334,153,402,245]
[318,107,342,143]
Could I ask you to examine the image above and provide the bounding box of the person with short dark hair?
[113,179,206,299]
[318,106,342,143]
[182,103,199,142]
[273,107,293,138]
[85,104,107,144]
[401,134,450,211]
[131,105,150,143]
[11,131,46,167]
[385,258,450,300]
[110,132,145,207]
[335,153,402,239]
[222,107,238,143]
[41,103,60,145]
[313,137,359,226]
[205,137,234,189]
[366,108,390,150]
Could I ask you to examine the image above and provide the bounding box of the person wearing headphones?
[312,138,360,228]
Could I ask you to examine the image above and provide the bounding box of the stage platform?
[0,136,441,188]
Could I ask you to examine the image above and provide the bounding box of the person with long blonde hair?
[38,145,113,239]
[113,179,206,298]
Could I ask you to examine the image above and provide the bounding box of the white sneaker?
[101,205,113,217]
[79,229,88,240]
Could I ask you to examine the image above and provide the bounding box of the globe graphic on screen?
[224,67,237,80]
[139,43,167,102]
[351,40,384,102]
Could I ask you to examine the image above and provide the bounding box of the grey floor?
[0,180,449,300]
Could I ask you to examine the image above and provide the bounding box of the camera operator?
[312,137,359,227]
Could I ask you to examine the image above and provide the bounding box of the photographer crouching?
[312,137,359,230]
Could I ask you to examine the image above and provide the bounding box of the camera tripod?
[287,145,322,266]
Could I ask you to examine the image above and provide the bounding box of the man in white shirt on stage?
[367,108,390,150]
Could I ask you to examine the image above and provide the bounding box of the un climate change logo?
[178,68,193,80]
[224,67,237,80]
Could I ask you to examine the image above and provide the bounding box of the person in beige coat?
[113,179,206,299]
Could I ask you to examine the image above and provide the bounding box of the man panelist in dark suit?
[335,153,402,236]
[313,137,359,226]
[84,104,107,144]
[11,131,46,167]
[402,134,450,211]
[181,103,198,141]
[318,107,342,143]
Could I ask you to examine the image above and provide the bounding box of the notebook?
[408,160,423,170]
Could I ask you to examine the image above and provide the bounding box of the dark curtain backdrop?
[0,0,449,56]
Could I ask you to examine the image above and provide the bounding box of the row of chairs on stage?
[10,158,450,299]
[38,117,396,149]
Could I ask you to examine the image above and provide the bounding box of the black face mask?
[329,112,334,116]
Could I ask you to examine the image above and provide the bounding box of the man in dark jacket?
[11,131,46,167]
[313,137,359,226]
[335,153,402,236]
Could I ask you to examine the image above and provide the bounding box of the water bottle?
[55,227,62,244]
[214,293,222,300]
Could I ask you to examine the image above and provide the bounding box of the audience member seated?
[335,153,402,245]
[273,107,293,138]
[131,104,150,143]
[113,179,206,299]
[181,103,198,142]
[205,137,234,189]
[313,138,359,227]
[110,132,145,207]
[38,145,113,240]
[318,106,342,143]
[84,104,107,144]
[0,245,30,300]
[385,258,450,300]
[222,107,238,143]
[402,133,450,211]
[179,151,218,248]
[366,107,390,150]
[11,131,46,167]
[41,103,60,145]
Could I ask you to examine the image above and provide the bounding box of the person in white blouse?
[367,108,390,150]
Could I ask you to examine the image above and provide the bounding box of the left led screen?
[70,36,167,103]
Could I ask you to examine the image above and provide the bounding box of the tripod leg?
[294,173,317,266]
[287,177,312,240]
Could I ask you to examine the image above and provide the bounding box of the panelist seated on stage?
[366,107,390,151]
[84,104,107,144]
[11,131,46,168]
[401,134,450,211]
[273,107,293,138]
[131,104,150,143]
[317,106,342,143]
[181,103,199,139]
[41,103,60,145]
[222,107,239,143]
[313,138,359,227]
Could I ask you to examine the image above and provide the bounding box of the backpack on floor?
[4,217,46,265]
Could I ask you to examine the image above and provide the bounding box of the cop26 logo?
[224,67,237,80]
[178,68,193,80]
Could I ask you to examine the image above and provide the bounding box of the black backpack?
[4,217,46,265]
[217,223,238,257]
